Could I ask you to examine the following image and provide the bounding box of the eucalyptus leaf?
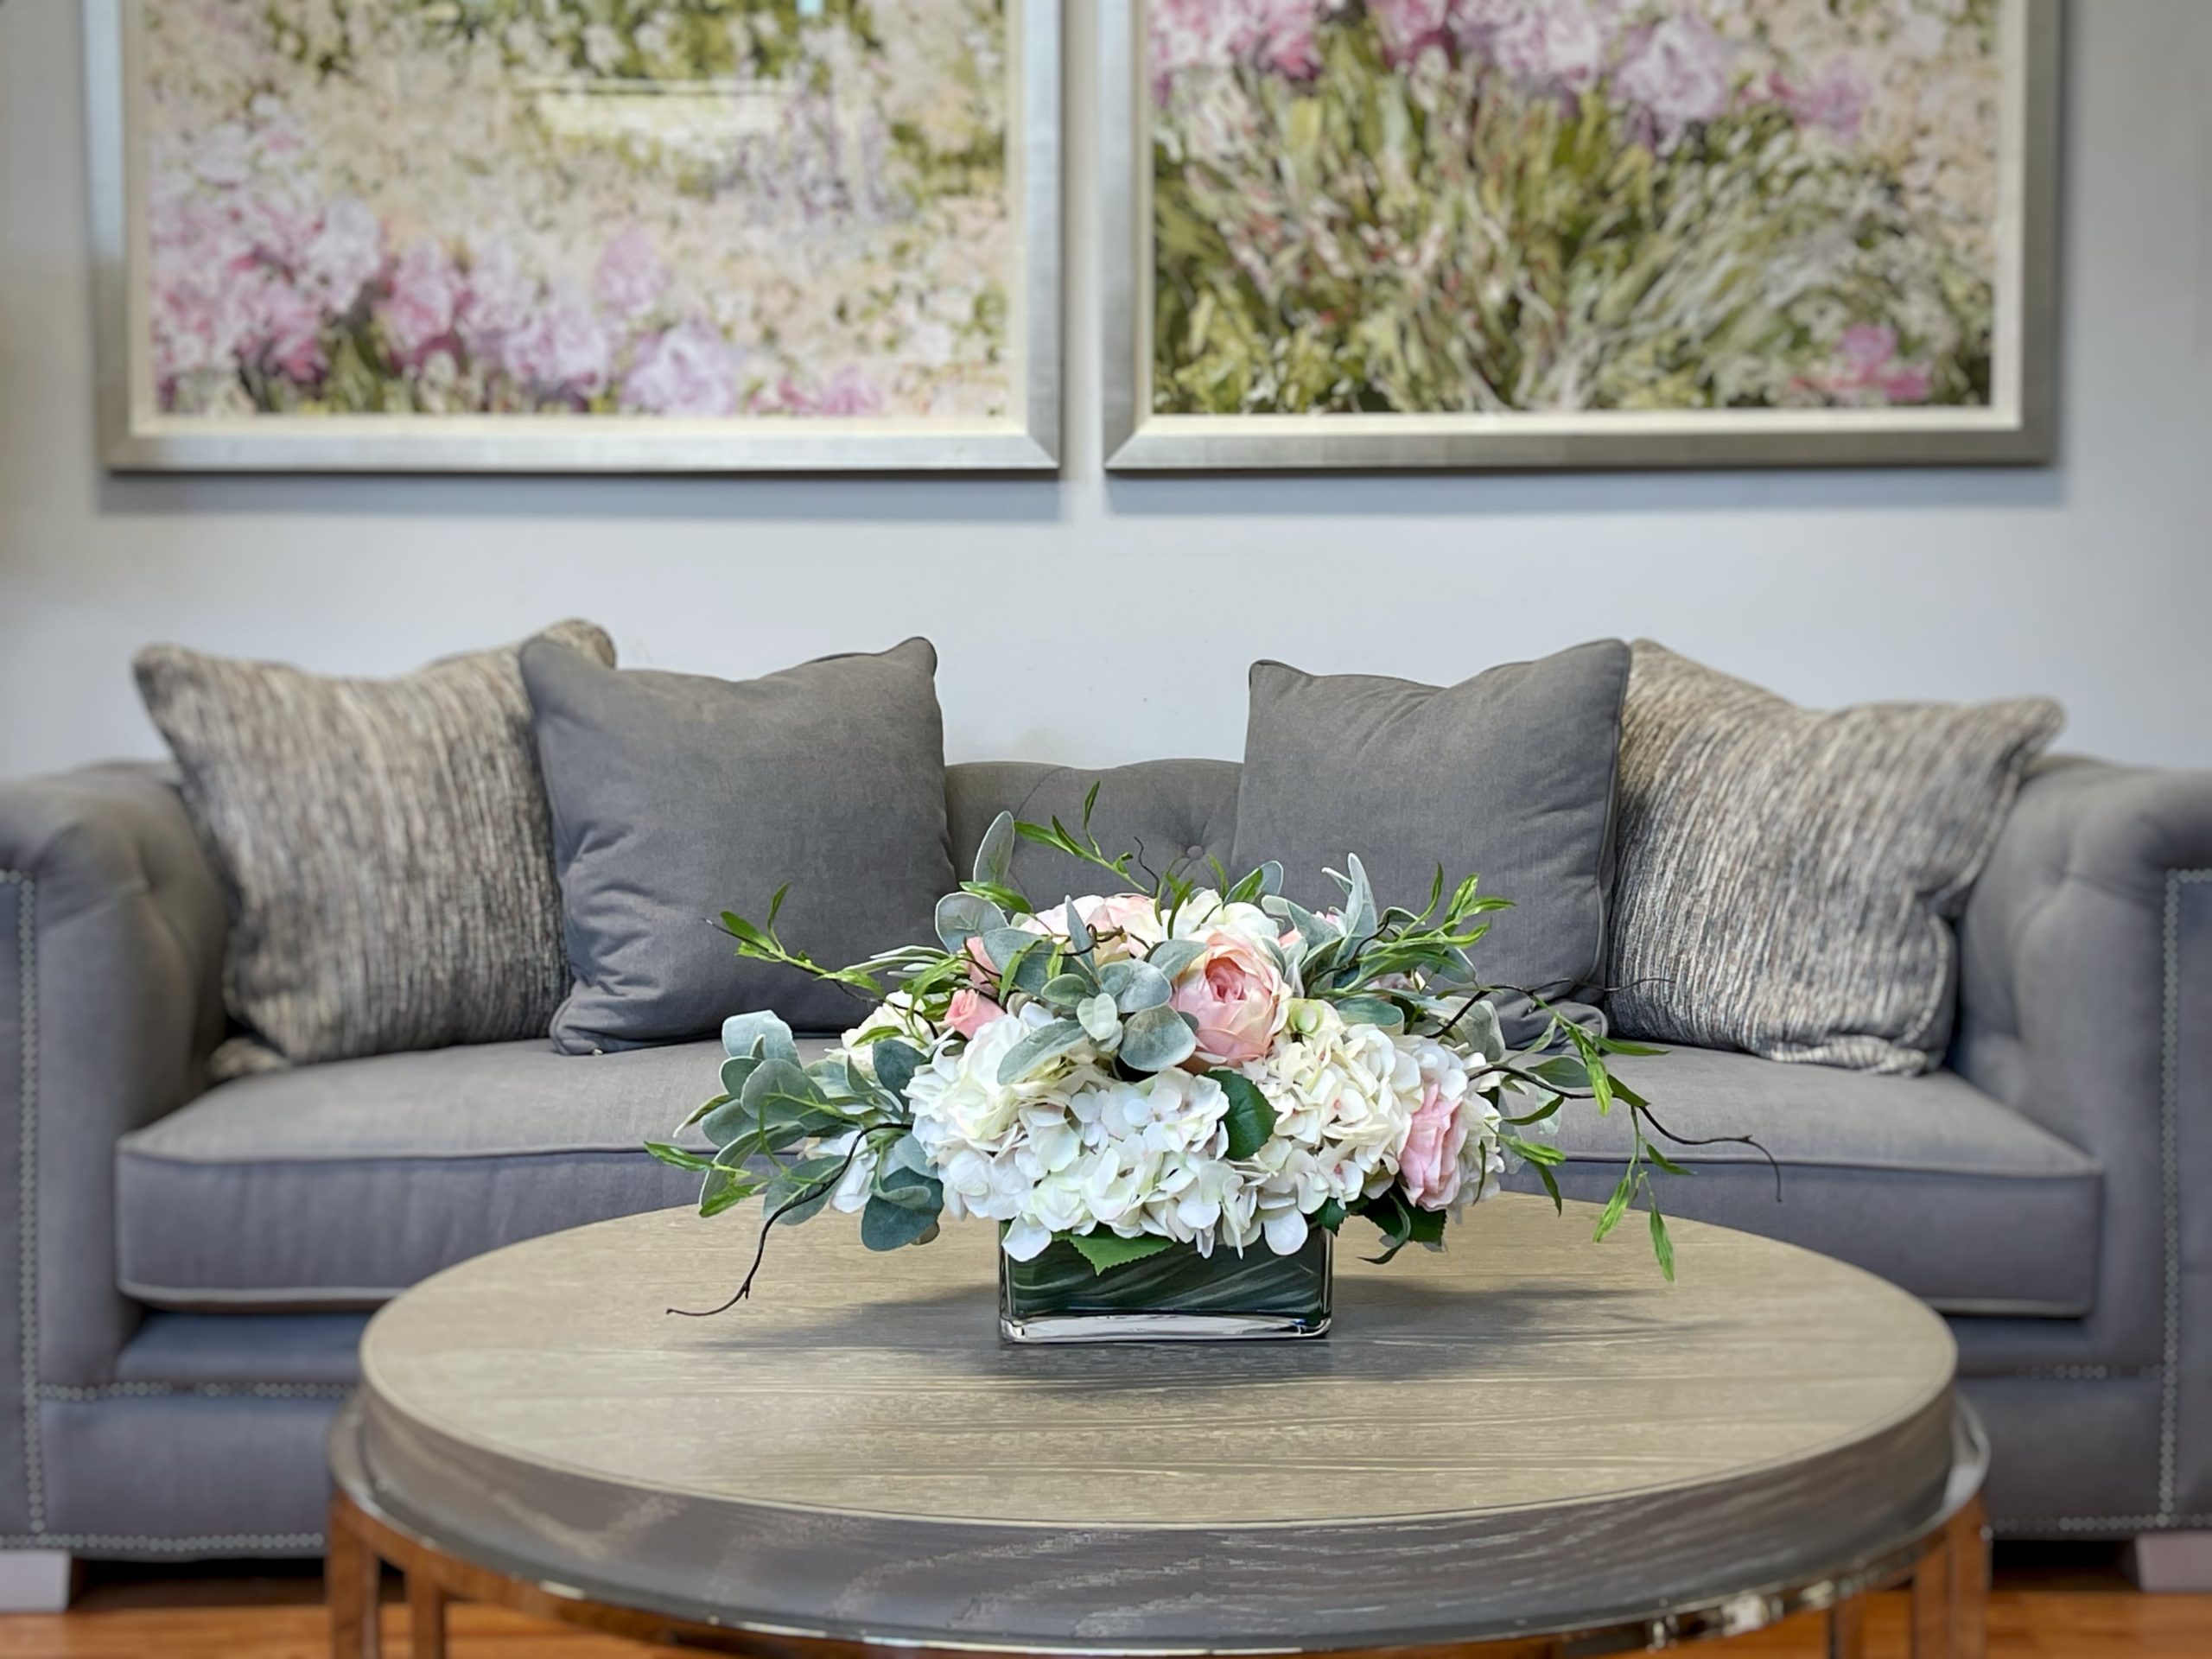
[885,1133,935,1179]
[1447,999,1506,1064]
[861,1193,940,1250]
[698,1096,760,1150]
[1118,1003,1197,1072]
[1333,994,1407,1031]
[1099,957,1172,1013]
[719,1054,761,1100]
[972,810,1016,889]
[871,1039,922,1097]
[741,1056,819,1115]
[1077,994,1122,1043]
[721,1010,797,1064]
[995,1017,1089,1084]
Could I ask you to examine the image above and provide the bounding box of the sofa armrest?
[0,764,225,1534]
[1955,756,2212,1520]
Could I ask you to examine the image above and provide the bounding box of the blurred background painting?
[1116,0,2055,469]
[95,0,1055,469]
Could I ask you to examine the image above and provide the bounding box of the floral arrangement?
[141,0,1007,420]
[1149,0,2002,416]
[651,795,1735,1309]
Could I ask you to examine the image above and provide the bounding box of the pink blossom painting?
[1112,0,2056,470]
[97,0,1058,471]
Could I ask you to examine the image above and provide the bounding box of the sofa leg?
[0,1551,74,1611]
[2129,1532,2212,1592]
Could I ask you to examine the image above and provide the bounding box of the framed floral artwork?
[85,0,1058,472]
[1103,0,2058,472]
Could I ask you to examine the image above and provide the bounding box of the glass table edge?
[328,1393,1989,1657]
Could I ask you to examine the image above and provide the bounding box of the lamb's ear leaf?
[995,1017,1089,1085]
[972,810,1016,888]
[1145,939,1205,981]
[1207,1069,1277,1160]
[1117,1003,1196,1072]
[1068,1232,1175,1276]
[1099,958,1171,1012]
[936,891,1003,951]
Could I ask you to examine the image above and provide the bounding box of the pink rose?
[1168,931,1288,1066]
[945,988,1005,1040]
[1399,1083,1470,1211]
[1075,893,1164,959]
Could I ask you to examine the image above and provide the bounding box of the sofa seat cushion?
[1510,1046,2101,1317]
[117,1039,738,1310]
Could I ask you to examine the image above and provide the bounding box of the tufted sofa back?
[945,761,1242,903]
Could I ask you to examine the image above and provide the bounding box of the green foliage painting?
[1147,0,2005,417]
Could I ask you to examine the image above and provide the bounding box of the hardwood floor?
[0,1551,2206,1658]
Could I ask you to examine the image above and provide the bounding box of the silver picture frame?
[1102,0,2060,474]
[84,0,1061,474]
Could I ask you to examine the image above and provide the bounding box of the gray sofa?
[2,752,2209,1571]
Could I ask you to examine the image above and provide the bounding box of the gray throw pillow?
[1606,642,2063,1074]
[135,620,617,1077]
[1230,641,1631,1028]
[523,637,954,1051]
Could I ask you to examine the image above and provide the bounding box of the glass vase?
[998,1232,1332,1343]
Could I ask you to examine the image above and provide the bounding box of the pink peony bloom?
[944,988,1006,1041]
[1491,0,1606,92]
[1168,931,1289,1066]
[1776,54,1870,141]
[595,227,671,322]
[1821,323,1934,404]
[252,276,327,381]
[773,365,887,417]
[457,240,536,360]
[1614,13,1731,139]
[302,195,382,314]
[621,319,741,416]
[1369,0,1456,66]
[1149,0,1323,95]
[1399,1083,1471,1211]
[379,240,462,367]
[499,283,611,403]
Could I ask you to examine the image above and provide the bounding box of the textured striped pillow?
[1605,643,2062,1075]
[136,621,615,1077]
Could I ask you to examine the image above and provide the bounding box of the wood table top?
[348,1194,1962,1649]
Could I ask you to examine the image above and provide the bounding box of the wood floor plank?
[1,1592,2210,1659]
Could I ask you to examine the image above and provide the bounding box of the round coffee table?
[329,1195,1987,1659]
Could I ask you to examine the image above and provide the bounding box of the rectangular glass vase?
[998,1232,1332,1343]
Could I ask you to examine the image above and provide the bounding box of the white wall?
[3,1,2209,779]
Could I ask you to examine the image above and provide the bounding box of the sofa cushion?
[116,1039,739,1309]
[134,620,617,1077]
[1230,641,1630,1038]
[524,635,954,1051]
[1606,641,2063,1074]
[1506,1045,2101,1317]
